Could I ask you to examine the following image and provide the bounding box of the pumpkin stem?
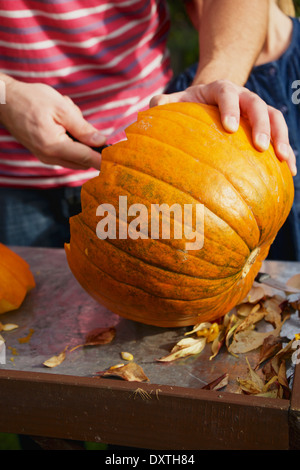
[241,247,260,279]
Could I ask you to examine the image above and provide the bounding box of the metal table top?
[1,247,299,392]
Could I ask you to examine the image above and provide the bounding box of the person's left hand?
[150,80,297,176]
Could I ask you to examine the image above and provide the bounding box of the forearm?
[189,0,269,85]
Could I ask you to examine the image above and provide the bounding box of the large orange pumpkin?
[0,243,35,314]
[65,103,294,327]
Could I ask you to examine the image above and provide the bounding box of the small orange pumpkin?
[65,103,294,327]
[0,243,35,314]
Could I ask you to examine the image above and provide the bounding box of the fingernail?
[223,116,239,132]
[91,132,105,145]
[278,143,290,159]
[256,133,270,150]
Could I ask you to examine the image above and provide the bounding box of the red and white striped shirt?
[0,0,172,188]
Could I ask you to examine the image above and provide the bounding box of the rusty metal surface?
[0,247,299,393]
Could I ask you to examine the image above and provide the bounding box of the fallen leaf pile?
[156,275,300,397]
[237,343,293,399]
[1,273,300,393]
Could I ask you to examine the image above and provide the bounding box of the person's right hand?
[0,77,106,170]
[151,80,297,176]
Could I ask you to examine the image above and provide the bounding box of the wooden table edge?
[0,367,294,450]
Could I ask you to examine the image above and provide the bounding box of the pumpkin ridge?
[66,239,262,327]
[66,102,293,327]
[103,156,254,253]
[237,153,281,243]
[125,130,264,242]
[82,184,248,270]
[138,106,273,185]
[66,251,201,325]
[85,167,249,262]
[70,237,244,304]
[79,209,244,275]
[132,109,288,243]
[74,214,242,283]
[219,138,289,243]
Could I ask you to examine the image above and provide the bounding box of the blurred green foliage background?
[167,0,300,76]
[167,2,198,75]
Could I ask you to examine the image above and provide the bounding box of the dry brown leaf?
[262,356,278,381]
[225,315,242,349]
[43,351,66,368]
[228,319,284,355]
[222,312,232,328]
[84,327,116,346]
[237,303,256,317]
[238,379,262,395]
[263,295,285,314]
[256,335,283,368]
[0,322,18,332]
[262,374,279,392]
[239,285,266,304]
[209,312,240,360]
[277,360,289,389]
[157,337,206,362]
[272,337,295,363]
[275,360,291,399]
[238,375,264,394]
[237,358,266,395]
[201,373,229,390]
[101,362,149,382]
[185,322,212,336]
[286,273,300,290]
[263,296,286,328]
[209,329,226,360]
[235,306,266,334]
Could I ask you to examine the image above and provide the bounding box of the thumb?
[62,96,106,147]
